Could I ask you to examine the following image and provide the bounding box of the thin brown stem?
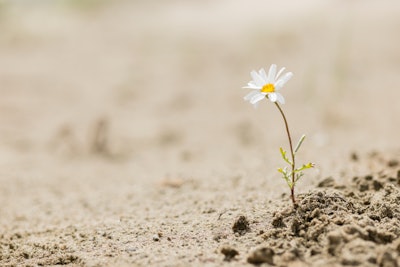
[274,102,297,207]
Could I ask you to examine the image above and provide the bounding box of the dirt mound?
[257,164,400,266]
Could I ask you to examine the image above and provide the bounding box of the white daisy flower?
[243,64,293,107]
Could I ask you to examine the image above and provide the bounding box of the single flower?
[243,64,293,107]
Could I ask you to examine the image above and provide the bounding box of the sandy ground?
[1,1,400,266]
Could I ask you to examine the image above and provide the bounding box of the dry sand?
[1,1,400,266]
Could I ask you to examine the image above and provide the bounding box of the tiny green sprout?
[243,64,314,207]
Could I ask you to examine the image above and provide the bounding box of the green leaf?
[294,134,306,154]
[278,167,289,176]
[295,162,315,172]
[284,176,292,188]
[279,147,292,165]
[295,172,304,182]
[279,168,292,188]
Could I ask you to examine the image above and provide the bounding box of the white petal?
[243,83,261,90]
[250,93,266,105]
[275,72,293,89]
[250,70,265,87]
[243,90,259,101]
[280,72,293,84]
[248,81,257,86]
[275,67,286,80]
[276,93,285,104]
[259,68,268,81]
[268,93,277,102]
[268,64,277,83]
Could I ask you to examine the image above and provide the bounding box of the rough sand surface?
[0,1,400,266]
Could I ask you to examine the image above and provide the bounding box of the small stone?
[232,215,250,235]
[317,177,335,188]
[373,180,383,191]
[272,216,286,228]
[221,246,239,261]
[387,159,399,167]
[247,247,274,265]
[364,175,373,181]
[152,234,160,241]
[22,252,30,259]
[359,184,369,192]
[350,152,359,161]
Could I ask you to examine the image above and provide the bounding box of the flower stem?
[274,102,297,207]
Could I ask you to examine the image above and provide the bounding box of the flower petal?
[275,72,293,89]
[243,86,261,90]
[268,64,277,83]
[243,90,259,101]
[275,67,286,80]
[268,93,278,102]
[259,68,268,81]
[250,93,266,105]
[276,93,285,104]
[243,82,261,89]
[250,70,265,87]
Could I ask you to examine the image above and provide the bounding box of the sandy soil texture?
[1,1,400,266]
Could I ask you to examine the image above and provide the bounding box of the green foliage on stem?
[279,147,292,165]
[277,166,293,189]
[278,135,314,192]
[294,134,306,154]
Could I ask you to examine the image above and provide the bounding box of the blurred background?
[0,0,400,227]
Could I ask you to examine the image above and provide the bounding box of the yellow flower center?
[261,83,275,93]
